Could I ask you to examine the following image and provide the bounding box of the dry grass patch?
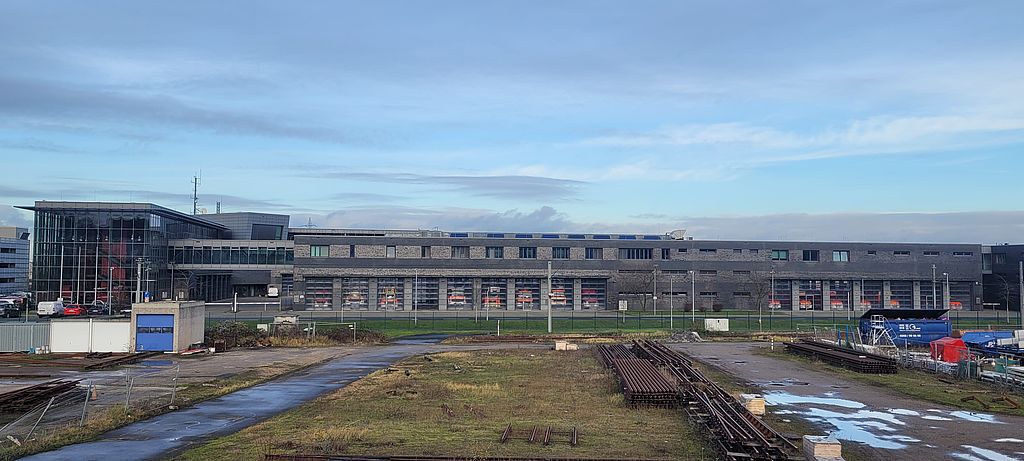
[175,349,704,460]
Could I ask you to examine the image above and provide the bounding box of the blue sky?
[1,1,1023,242]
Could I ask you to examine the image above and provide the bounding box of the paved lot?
[672,341,1024,461]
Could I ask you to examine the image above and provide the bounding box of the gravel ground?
[672,341,1024,461]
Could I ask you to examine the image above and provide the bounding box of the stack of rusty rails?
[499,423,578,446]
[609,358,679,408]
[265,455,667,461]
[596,344,635,367]
[647,342,801,461]
[784,340,897,374]
[83,351,162,370]
[0,379,80,412]
[630,339,691,367]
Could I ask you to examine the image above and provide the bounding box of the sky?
[1,1,1023,243]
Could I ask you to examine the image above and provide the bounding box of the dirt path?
[672,342,1024,461]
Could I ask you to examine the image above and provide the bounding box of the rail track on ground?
[598,340,801,461]
[784,340,898,374]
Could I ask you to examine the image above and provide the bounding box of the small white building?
[130,301,205,352]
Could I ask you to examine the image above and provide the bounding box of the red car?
[62,304,85,316]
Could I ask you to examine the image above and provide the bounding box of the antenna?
[191,173,201,215]
[302,218,317,228]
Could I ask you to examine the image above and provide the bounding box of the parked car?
[0,300,19,318]
[120,306,132,317]
[86,300,108,316]
[63,304,85,316]
[37,300,65,317]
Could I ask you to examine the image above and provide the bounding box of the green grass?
[0,358,329,461]
[174,349,708,460]
[757,346,1024,418]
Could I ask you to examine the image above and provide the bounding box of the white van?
[37,300,65,318]
[267,286,279,298]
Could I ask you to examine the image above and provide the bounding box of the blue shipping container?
[959,331,1014,348]
[858,309,952,346]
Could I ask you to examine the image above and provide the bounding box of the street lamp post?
[689,270,696,326]
[669,276,674,330]
[942,272,950,310]
[107,266,113,316]
[547,260,553,334]
[413,268,418,325]
[653,264,658,318]
[932,264,937,309]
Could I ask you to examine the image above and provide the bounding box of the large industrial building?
[19,201,1001,312]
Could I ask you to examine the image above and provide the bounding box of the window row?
[170,246,295,265]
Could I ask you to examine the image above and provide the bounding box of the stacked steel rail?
[630,340,801,461]
[784,340,898,374]
[0,379,80,412]
[597,344,679,407]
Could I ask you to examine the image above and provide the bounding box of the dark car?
[86,301,108,316]
[63,304,85,316]
[0,302,19,318]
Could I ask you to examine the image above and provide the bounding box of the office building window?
[749,249,759,254]
[349,245,355,257]
[660,248,670,259]
[734,270,751,275]
[421,246,431,258]
[893,250,911,256]
[451,246,469,259]
[923,251,940,256]
[953,251,974,257]
[585,247,603,260]
[677,248,688,253]
[310,245,329,257]
[385,245,396,258]
[699,248,717,253]
[698,270,717,276]
[994,253,1006,264]
[867,250,877,255]
[553,247,570,259]
[519,247,537,259]
[771,249,789,261]
[802,250,819,261]
[733,291,751,297]
[832,250,850,262]
[618,248,652,260]
[485,246,504,258]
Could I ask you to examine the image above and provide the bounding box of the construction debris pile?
[784,340,898,374]
[599,340,801,461]
[0,379,80,413]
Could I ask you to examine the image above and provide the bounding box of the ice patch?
[950,411,1004,424]
[763,392,865,409]
[889,408,921,416]
[950,445,1021,461]
[995,439,1024,443]
[922,415,954,421]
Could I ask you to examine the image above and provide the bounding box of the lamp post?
[931,264,937,309]
[547,260,553,334]
[669,276,674,330]
[107,266,113,316]
[653,264,658,318]
[942,272,950,310]
[413,268,418,325]
[689,270,696,326]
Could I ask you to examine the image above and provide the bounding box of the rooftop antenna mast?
[302,218,317,228]
[191,173,201,215]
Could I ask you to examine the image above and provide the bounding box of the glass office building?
[20,202,228,305]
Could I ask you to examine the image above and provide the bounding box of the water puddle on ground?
[950,445,1023,461]
[764,391,1009,453]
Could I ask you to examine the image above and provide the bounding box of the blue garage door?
[136,314,174,352]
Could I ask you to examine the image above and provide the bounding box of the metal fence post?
[79,383,92,427]
[28,396,56,439]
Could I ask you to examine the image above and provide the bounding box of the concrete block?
[802,435,843,461]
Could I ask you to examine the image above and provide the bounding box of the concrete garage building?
[21,200,987,311]
[130,301,205,352]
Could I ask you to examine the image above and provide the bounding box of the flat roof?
[17,201,230,231]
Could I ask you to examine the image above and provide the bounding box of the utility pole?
[932,264,937,309]
[547,260,553,333]
[942,272,949,310]
[1019,260,1023,330]
[107,266,113,316]
[413,269,418,325]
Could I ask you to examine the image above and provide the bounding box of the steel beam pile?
[631,340,801,461]
[609,358,679,407]
[0,379,80,412]
[597,343,635,367]
[785,340,898,374]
